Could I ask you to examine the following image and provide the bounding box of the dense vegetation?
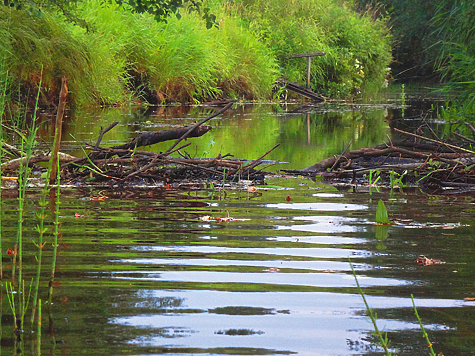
[0,0,392,109]
[356,0,475,117]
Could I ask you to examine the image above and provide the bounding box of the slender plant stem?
[411,295,437,356]
[37,299,42,356]
[30,179,49,327]
[349,259,392,355]
[48,159,60,305]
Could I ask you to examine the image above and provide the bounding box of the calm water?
[2,98,475,355]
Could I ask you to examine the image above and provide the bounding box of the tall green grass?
[0,6,98,108]
[67,0,278,102]
[0,72,62,351]
[1,0,278,107]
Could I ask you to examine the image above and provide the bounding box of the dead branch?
[2,152,76,171]
[49,76,68,184]
[394,128,475,154]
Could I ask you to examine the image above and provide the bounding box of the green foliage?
[355,0,441,82]
[1,0,391,106]
[1,0,278,107]
[73,0,275,102]
[432,0,475,118]
[376,199,389,224]
[349,259,393,355]
[232,0,392,98]
[411,295,438,356]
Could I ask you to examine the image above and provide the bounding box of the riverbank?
[0,0,391,112]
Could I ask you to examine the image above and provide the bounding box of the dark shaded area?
[355,0,442,83]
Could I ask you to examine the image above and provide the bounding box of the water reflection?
[45,102,393,171]
[2,102,475,355]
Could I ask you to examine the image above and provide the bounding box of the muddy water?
[2,98,475,355]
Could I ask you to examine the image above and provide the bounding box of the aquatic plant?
[376,199,390,224]
[6,73,41,342]
[0,24,8,279]
[411,295,438,356]
[351,260,444,355]
[0,69,62,351]
[350,260,393,355]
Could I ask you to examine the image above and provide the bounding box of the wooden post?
[285,52,326,91]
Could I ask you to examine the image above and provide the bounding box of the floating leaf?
[376,199,389,224]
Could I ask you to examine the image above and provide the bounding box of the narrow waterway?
[1,96,474,355]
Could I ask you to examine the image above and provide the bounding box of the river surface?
[2,95,475,355]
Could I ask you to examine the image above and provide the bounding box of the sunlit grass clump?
[0,7,98,107]
[69,0,278,103]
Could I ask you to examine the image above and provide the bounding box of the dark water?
[2,97,475,355]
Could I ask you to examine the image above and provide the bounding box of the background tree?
[2,0,217,28]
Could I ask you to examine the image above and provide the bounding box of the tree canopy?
[3,0,217,28]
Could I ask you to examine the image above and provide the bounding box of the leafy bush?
[232,0,392,97]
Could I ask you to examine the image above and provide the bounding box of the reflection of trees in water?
[132,292,185,309]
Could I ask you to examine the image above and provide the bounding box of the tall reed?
[0,36,7,281]
[9,73,42,338]
[349,259,392,355]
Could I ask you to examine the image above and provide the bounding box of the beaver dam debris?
[283,127,475,195]
[1,102,282,188]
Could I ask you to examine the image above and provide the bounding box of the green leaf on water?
[376,199,390,224]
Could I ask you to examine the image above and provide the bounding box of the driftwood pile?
[2,102,279,187]
[285,127,475,195]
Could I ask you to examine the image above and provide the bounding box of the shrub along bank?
[0,0,392,110]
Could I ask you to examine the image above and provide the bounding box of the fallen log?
[111,125,212,150]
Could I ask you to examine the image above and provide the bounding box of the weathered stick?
[93,121,119,151]
[394,128,475,154]
[465,122,475,136]
[243,144,281,173]
[2,152,76,171]
[49,76,67,184]
[300,142,466,172]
